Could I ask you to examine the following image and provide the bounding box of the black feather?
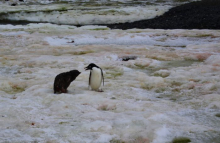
[101,68,104,86]
[89,71,91,86]
[54,70,81,94]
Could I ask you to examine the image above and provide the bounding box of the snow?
[0,0,200,5]
[0,0,201,27]
[0,23,220,143]
[0,5,171,25]
[152,125,171,143]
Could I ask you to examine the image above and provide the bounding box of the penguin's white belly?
[90,68,102,90]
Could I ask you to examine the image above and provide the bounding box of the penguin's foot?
[98,89,104,92]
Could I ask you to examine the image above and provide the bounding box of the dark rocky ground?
[106,0,220,30]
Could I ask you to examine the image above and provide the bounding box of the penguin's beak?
[84,66,89,70]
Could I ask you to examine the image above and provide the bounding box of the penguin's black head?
[84,63,99,70]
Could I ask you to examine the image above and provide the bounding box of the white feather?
[90,67,102,90]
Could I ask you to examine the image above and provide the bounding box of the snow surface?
[0,0,200,25]
[0,4,170,25]
[0,0,200,5]
[0,24,220,143]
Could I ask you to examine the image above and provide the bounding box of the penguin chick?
[54,70,81,94]
[85,63,104,92]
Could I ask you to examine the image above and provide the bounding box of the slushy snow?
[0,23,220,143]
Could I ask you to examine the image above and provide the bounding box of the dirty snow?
[0,24,220,143]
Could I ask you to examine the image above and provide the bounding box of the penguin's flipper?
[89,71,91,86]
[101,68,104,86]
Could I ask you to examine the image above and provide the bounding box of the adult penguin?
[85,63,104,92]
[54,70,81,94]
